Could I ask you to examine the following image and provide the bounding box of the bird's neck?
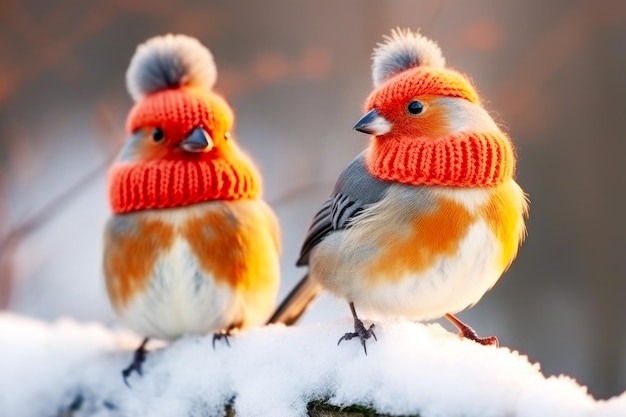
[108,155,261,214]
[365,130,515,187]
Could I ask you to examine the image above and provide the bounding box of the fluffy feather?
[372,28,445,87]
[126,34,217,101]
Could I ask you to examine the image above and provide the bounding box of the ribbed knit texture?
[369,66,480,108]
[366,131,515,187]
[109,156,261,214]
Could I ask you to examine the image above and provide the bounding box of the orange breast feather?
[182,205,275,293]
[367,197,475,281]
[366,186,524,282]
[104,217,175,310]
[481,186,527,271]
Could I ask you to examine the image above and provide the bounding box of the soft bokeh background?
[1,0,625,400]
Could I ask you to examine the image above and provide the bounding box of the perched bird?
[269,29,528,354]
[103,34,280,383]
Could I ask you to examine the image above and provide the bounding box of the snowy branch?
[1,313,624,417]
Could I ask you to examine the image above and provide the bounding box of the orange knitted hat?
[109,35,261,214]
[126,87,234,143]
[369,66,480,108]
[362,29,514,187]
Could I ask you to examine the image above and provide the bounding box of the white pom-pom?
[372,28,446,87]
[126,34,217,101]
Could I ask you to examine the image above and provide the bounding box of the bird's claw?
[445,313,499,347]
[212,330,232,349]
[470,334,499,347]
[459,326,499,347]
[121,341,148,388]
[337,318,377,355]
[122,365,140,388]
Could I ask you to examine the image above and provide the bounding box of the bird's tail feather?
[267,274,322,325]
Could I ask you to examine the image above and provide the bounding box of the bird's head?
[120,34,237,164]
[355,29,515,188]
[354,29,494,142]
[108,34,263,214]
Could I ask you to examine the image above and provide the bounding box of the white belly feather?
[120,237,241,340]
[310,183,522,321]
[360,219,502,320]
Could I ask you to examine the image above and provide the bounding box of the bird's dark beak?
[180,127,214,152]
[353,109,392,136]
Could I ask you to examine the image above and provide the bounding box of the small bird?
[269,29,528,354]
[103,34,280,383]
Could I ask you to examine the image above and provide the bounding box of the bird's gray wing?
[268,153,390,326]
[296,151,391,266]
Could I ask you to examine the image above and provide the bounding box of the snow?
[1,313,625,417]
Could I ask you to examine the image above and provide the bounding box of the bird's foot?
[445,313,499,347]
[212,329,233,349]
[122,338,149,388]
[337,317,377,355]
[458,326,499,347]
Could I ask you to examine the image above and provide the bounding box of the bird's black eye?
[224,132,231,141]
[152,127,164,142]
[407,100,424,115]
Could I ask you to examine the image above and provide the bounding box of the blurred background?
[1,0,625,400]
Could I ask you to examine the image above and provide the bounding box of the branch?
[0,103,123,309]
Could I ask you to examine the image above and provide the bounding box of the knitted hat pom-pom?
[372,28,446,87]
[126,34,217,102]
